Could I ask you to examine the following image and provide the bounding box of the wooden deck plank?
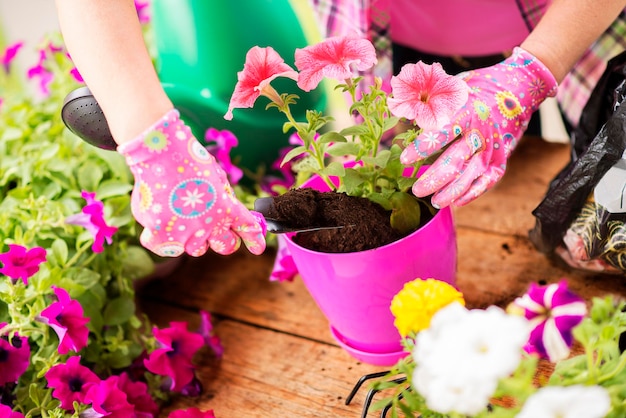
[453,136,571,237]
[138,136,626,417]
[139,227,626,351]
[141,250,337,345]
[138,302,389,418]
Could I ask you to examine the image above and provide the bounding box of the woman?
[54,0,625,255]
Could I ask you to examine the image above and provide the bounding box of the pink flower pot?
[283,171,457,366]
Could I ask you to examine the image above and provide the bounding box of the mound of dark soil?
[265,188,403,253]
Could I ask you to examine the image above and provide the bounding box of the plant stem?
[597,352,626,384]
[279,99,336,191]
[65,240,92,268]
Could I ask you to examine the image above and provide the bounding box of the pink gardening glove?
[401,47,558,207]
[118,109,266,257]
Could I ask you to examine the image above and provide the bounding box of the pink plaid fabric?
[309,0,390,87]
[557,11,626,127]
[309,1,626,128]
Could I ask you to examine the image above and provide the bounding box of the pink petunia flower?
[0,404,25,418]
[144,322,204,392]
[388,61,469,130]
[26,47,56,96]
[134,0,150,24]
[205,128,243,185]
[269,236,298,282]
[224,46,298,120]
[1,41,24,73]
[197,310,223,357]
[514,280,587,362]
[116,372,159,418]
[39,286,90,355]
[65,191,118,253]
[294,35,377,92]
[250,211,267,237]
[0,325,30,386]
[0,244,47,285]
[45,356,100,410]
[168,408,216,418]
[83,375,135,418]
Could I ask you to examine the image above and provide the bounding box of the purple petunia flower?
[197,310,223,357]
[1,42,23,73]
[45,356,100,410]
[26,49,53,96]
[0,324,30,386]
[0,244,47,285]
[65,191,118,253]
[144,322,204,392]
[205,128,243,185]
[0,404,25,418]
[116,372,159,418]
[269,236,298,282]
[39,286,90,355]
[514,280,587,362]
[135,0,150,24]
[168,408,216,418]
[83,376,135,418]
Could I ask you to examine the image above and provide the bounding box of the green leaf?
[281,145,308,166]
[339,124,369,137]
[103,296,136,326]
[50,239,69,266]
[1,127,24,141]
[342,168,366,195]
[382,115,400,132]
[78,288,105,334]
[326,142,361,157]
[367,192,392,211]
[397,176,416,192]
[390,192,422,234]
[28,383,49,407]
[96,180,134,200]
[104,347,135,369]
[61,267,101,292]
[320,161,346,178]
[78,160,104,192]
[122,245,156,280]
[318,131,347,144]
[362,149,391,168]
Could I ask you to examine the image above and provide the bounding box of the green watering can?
[151,0,329,172]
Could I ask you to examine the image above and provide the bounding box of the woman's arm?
[521,0,625,83]
[55,0,172,144]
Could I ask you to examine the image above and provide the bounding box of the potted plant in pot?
[224,35,469,365]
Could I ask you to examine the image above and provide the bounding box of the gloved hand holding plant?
[224,35,469,235]
[401,47,558,208]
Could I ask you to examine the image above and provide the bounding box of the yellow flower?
[390,278,465,337]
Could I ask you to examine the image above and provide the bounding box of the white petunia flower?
[516,385,611,418]
[412,303,530,415]
[413,364,498,415]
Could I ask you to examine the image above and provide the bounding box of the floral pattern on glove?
[118,110,266,257]
[401,47,558,208]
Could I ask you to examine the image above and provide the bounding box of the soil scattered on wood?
[265,188,403,253]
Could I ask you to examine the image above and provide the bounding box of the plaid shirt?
[308,0,626,128]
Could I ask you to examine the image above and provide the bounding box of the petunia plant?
[357,278,626,418]
[225,35,469,234]
[0,3,219,417]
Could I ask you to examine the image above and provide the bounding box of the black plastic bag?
[529,51,626,273]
